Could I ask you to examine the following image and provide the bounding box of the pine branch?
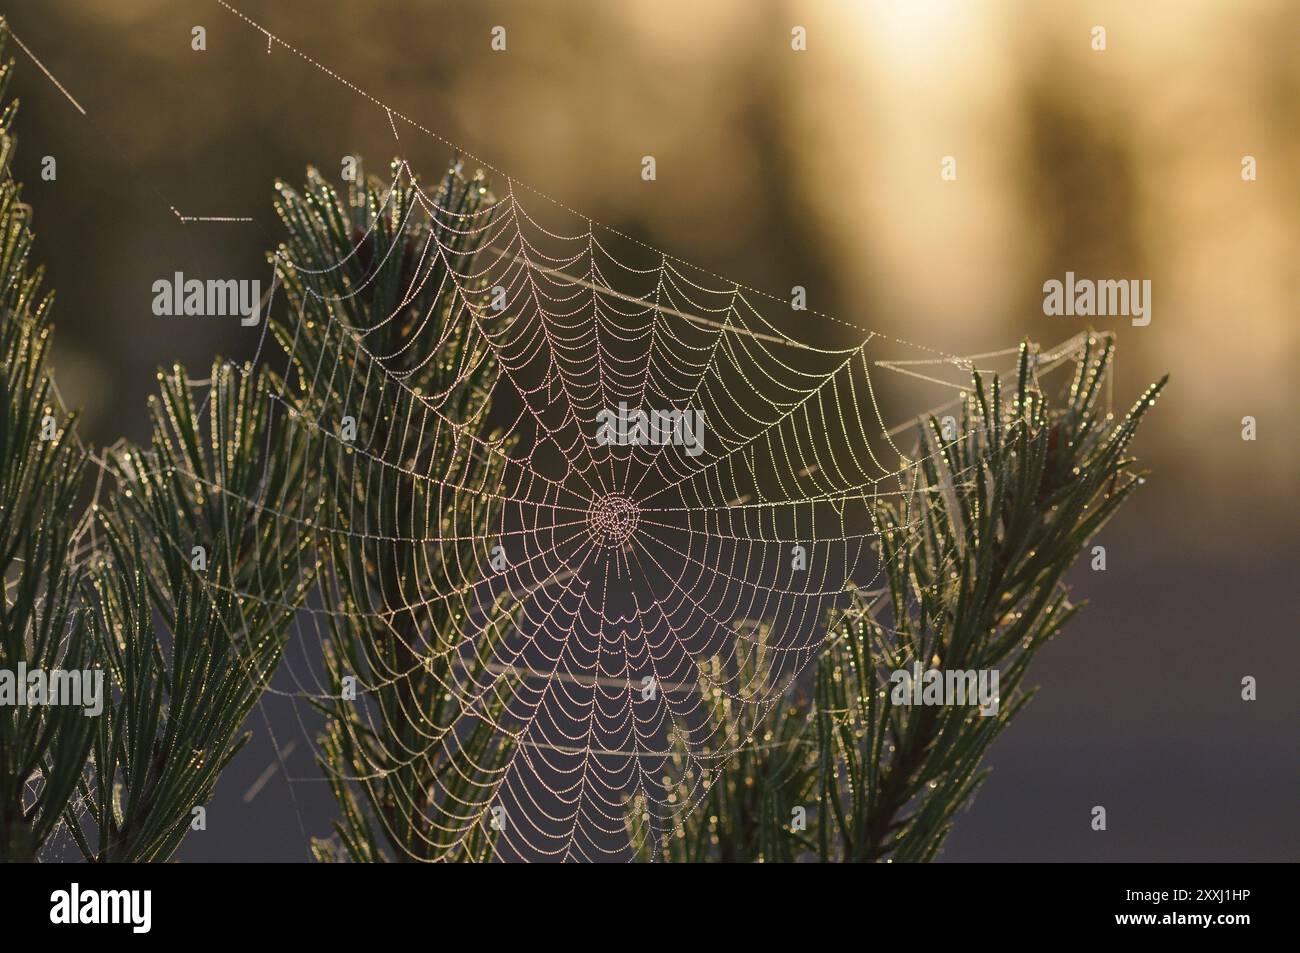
[0,25,98,862]
[633,337,1166,862]
[0,18,322,859]
[268,161,520,862]
[626,638,818,863]
[76,360,320,861]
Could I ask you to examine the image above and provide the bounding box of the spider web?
[244,159,1097,862]
[185,1,1102,862]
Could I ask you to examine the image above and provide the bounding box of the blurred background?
[6,0,1295,860]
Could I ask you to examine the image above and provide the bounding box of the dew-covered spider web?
[168,0,1109,862]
